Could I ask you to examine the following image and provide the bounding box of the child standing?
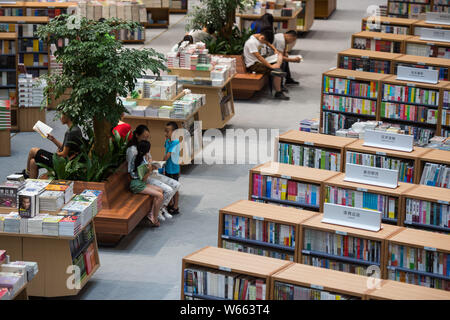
[163,122,180,215]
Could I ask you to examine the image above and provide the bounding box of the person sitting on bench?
[23,113,83,179]
[271,30,301,87]
[243,29,289,100]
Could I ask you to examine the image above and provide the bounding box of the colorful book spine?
[339,56,390,74]
[325,186,399,220]
[404,198,450,229]
[273,281,356,300]
[382,84,439,106]
[323,76,378,99]
[420,163,450,189]
[381,101,438,124]
[222,240,294,261]
[303,255,369,276]
[323,95,377,116]
[322,111,361,135]
[278,142,341,171]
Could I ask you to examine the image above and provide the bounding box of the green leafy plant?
[203,26,254,55]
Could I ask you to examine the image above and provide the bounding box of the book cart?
[323,173,415,225]
[351,31,410,54]
[270,262,371,300]
[386,227,450,291]
[337,49,403,74]
[366,279,450,299]
[361,16,419,35]
[405,36,450,58]
[401,184,450,233]
[217,200,318,263]
[412,19,450,36]
[299,214,403,279]
[275,129,357,172]
[144,7,169,28]
[344,139,429,184]
[314,0,336,19]
[0,217,100,297]
[181,246,292,300]
[319,68,389,135]
[417,148,450,188]
[0,32,17,137]
[393,54,450,81]
[387,0,431,18]
[168,68,235,130]
[248,161,340,212]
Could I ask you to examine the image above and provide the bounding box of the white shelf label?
[345,163,398,189]
[361,56,369,59]
[222,235,230,239]
[397,66,439,84]
[417,62,426,66]
[304,141,314,146]
[253,216,264,221]
[219,266,231,272]
[335,230,347,236]
[281,175,291,180]
[406,82,416,87]
[424,246,437,252]
[376,151,386,156]
[347,76,355,80]
[251,195,258,199]
[356,187,368,192]
[384,21,391,25]
[364,129,414,152]
[374,37,382,40]
[17,21,25,24]
[323,203,382,232]
[311,284,324,290]
[420,28,450,43]
[437,200,449,205]
[184,292,193,297]
[426,42,435,46]
[302,250,311,255]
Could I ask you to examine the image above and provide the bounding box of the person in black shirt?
[23,113,83,179]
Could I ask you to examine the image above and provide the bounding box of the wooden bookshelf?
[443,83,450,136]
[417,148,450,188]
[271,262,371,299]
[387,0,431,19]
[367,279,450,299]
[144,7,169,28]
[337,49,403,74]
[249,161,340,212]
[295,0,315,32]
[361,17,418,35]
[323,172,416,225]
[0,219,100,297]
[275,129,357,172]
[412,19,450,36]
[351,31,410,53]
[115,24,146,44]
[238,6,304,33]
[393,54,450,81]
[169,0,188,13]
[181,246,292,300]
[345,139,430,184]
[405,35,450,58]
[0,129,10,156]
[127,88,185,107]
[300,213,403,278]
[314,0,336,19]
[386,227,450,291]
[0,32,17,132]
[401,184,450,233]
[320,68,389,135]
[218,200,318,263]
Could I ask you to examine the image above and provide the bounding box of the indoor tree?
[37,15,167,157]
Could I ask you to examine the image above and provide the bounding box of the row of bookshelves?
[362,16,450,36]
[387,0,449,18]
[182,246,450,299]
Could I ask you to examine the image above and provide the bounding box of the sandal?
[146,214,160,227]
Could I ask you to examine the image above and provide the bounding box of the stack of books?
[299,119,319,133]
[62,197,93,228]
[38,191,65,212]
[45,180,74,204]
[0,180,24,209]
[27,213,48,235]
[4,261,38,282]
[3,213,20,233]
[0,271,25,297]
[80,189,103,215]
[0,99,11,130]
[42,215,63,236]
[59,213,81,237]
[18,187,43,218]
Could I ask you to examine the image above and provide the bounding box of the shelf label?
[281,175,291,180]
[222,235,230,239]
[426,12,450,26]
[361,56,369,59]
[184,292,193,297]
[374,37,382,40]
[376,151,386,156]
[322,203,382,232]
[335,230,347,236]
[347,76,355,80]
[437,200,449,205]
[302,250,310,255]
[363,129,414,152]
[310,284,324,290]
[386,265,395,270]
[253,216,264,221]
[417,62,426,66]
[356,187,368,192]
[304,141,314,146]
[406,83,416,87]
[251,195,258,199]
[420,28,450,43]
[345,163,398,189]
[397,66,439,84]
[219,266,231,272]
[424,246,437,252]
[17,21,25,24]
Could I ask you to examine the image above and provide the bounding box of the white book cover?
[33,120,52,139]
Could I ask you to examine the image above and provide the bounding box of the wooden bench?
[229,55,269,99]
[73,163,153,245]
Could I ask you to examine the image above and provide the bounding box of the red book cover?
[242,279,249,300]
[357,238,361,260]
[255,279,263,300]
[344,236,348,257]
[83,251,92,275]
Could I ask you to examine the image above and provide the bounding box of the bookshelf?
[314,0,336,19]
[323,172,415,225]
[431,0,450,13]
[393,54,450,81]
[115,25,146,43]
[387,0,431,18]
[0,32,17,131]
[386,227,450,290]
[181,246,292,300]
[0,2,76,18]
[320,68,389,135]
[300,213,402,278]
[169,0,188,13]
[271,262,371,300]
[351,31,409,53]
[443,83,450,137]
[345,139,429,184]
[218,200,318,263]
[418,148,450,188]
[380,75,448,146]
[237,6,304,33]
[412,19,450,36]
[402,184,450,233]
[144,7,169,28]
[361,16,418,35]
[367,279,450,299]
[275,129,357,172]
[405,35,450,58]
[295,0,315,32]
[0,219,100,297]
[337,49,403,74]
[248,161,340,212]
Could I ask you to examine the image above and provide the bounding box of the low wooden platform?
[231,55,268,99]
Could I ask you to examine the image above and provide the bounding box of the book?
[137,163,149,180]
[279,143,341,172]
[222,240,294,261]
[404,198,449,230]
[32,120,52,139]
[0,181,24,208]
[420,163,450,188]
[45,180,74,204]
[273,281,355,300]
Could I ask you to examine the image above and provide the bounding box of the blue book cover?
[311,188,316,206]
[266,177,271,198]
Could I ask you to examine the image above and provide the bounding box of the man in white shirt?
[272,30,301,86]
[243,29,289,100]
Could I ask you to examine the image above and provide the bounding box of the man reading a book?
[23,113,83,179]
[271,30,301,87]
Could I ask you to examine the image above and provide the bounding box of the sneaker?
[169,207,180,215]
[270,69,287,78]
[285,78,300,86]
[162,207,173,219]
[158,212,166,221]
[17,169,29,180]
[281,86,289,93]
[274,91,290,100]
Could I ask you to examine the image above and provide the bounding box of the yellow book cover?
[39,54,44,66]
[9,24,15,32]
[33,39,39,52]
[45,184,69,191]
[3,41,8,54]
[23,53,33,66]
[280,179,287,201]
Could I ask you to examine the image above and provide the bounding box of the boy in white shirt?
[243,29,289,100]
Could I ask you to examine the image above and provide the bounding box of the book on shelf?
[323,95,377,116]
[420,163,450,188]
[353,37,402,53]
[380,102,438,124]
[364,23,409,35]
[406,42,450,59]
[0,39,16,55]
[382,83,439,106]
[251,173,320,208]
[278,142,341,171]
[404,198,449,230]
[324,185,399,221]
[322,111,362,135]
[45,180,74,204]
[303,255,369,275]
[346,151,415,183]
[339,55,391,74]
[38,190,64,212]
[273,281,357,300]
[323,75,378,98]
[222,240,294,261]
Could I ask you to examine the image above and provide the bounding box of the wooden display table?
[0,129,11,156]
[315,0,336,19]
[144,7,170,28]
[12,282,29,300]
